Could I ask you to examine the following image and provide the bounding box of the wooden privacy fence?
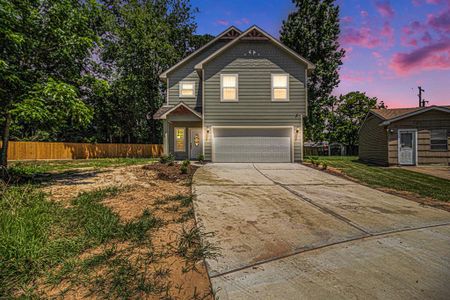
[0,141,163,160]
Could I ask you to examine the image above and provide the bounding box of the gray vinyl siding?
[167,41,228,111]
[358,114,388,165]
[202,40,307,161]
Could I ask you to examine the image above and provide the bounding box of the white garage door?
[213,128,292,163]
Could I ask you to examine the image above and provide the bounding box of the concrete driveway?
[193,163,450,299]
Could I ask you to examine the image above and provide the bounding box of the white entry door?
[189,128,202,160]
[398,130,416,165]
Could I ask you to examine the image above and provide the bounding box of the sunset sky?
[191,0,450,108]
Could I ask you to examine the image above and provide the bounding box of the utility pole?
[418,86,428,107]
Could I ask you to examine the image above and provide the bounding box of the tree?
[280,0,345,142]
[97,0,199,144]
[327,91,380,152]
[0,0,100,168]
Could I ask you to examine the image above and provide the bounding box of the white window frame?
[174,127,186,152]
[179,81,195,98]
[220,74,239,102]
[271,73,289,102]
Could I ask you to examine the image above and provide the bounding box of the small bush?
[159,153,175,165]
[180,165,188,174]
[182,159,190,167]
[197,154,205,163]
[321,162,328,170]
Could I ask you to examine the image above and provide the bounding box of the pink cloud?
[341,16,353,23]
[372,51,382,58]
[360,10,368,17]
[421,31,433,43]
[381,22,395,46]
[375,1,395,18]
[341,26,381,48]
[390,39,450,74]
[427,8,450,33]
[340,70,373,83]
[215,19,229,26]
[426,0,443,4]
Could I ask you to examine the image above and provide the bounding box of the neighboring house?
[153,25,314,162]
[359,105,450,166]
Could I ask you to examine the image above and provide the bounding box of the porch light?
[206,127,210,134]
[296,127,300,133]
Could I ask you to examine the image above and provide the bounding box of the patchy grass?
[1,162,216,299]
[0,185,161,297]
[8,158,156,178]
[306,156,450,202]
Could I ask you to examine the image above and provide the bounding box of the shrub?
[197,154,205,163]
[180,165,188,174]
[182,160,190,167]
[160,154,175,165]
[321,162,328,170]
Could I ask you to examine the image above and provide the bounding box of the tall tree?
[0,0,100,168]
[98,0,199,144]
[280,0,345,141]
[327,91,380,152]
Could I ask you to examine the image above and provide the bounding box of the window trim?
[174,127,186,152]
[220,74,239,102]
[271,73,289,102]
[179,81,196,98]
[430,129,448,151]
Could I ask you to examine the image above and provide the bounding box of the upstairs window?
[179,81,195,97]
[221,74,238,101]
[430,129,448,150]
[272,74,289,101]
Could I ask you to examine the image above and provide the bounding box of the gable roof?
[369,105,450,125]
[159,26,242,81]
[194,25,315,71]
[153,102,202,120]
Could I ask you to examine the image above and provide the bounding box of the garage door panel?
[213,129,291,163]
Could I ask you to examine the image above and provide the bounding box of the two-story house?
[154,25,314,162]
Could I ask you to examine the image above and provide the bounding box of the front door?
[189,128,202,160]
[398,130,416,165]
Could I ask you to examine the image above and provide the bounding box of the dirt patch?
[303,162,450,212]
[37,163,214,299]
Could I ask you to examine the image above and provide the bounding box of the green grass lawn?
[8,158,156,178]
[305,156,450,202]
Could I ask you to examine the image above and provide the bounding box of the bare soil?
[39,163,213,299]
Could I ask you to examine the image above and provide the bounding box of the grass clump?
[0,184,161,297]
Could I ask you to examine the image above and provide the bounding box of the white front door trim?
[397,129,418,166]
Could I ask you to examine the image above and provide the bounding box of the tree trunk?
[1,111,12,170]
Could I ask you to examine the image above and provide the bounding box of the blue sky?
[191,0,450,108]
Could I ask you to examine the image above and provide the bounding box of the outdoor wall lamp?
[296,127,300,133]
[206,127,210,134]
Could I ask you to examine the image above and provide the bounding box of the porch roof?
[153,102,202,120]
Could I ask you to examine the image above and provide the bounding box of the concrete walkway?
[193,163,450,299]
[400,165,450,181]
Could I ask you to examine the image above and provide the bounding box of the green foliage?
[280,0,345,141]
[197,153,205,163]
[95,0,200,144]
[182,159,191,167]
[0,185,161,296]
[0,0,101,165]
[159,153,175,165]
[327,91,380,147]
[180,165,188,174]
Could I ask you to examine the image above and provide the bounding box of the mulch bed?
[143,163,198,181]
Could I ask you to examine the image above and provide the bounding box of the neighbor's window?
[179,81,195,97]
[430,129,448,150]
[175,127,185,152]
[221,74,238,101]
[272,74,289,101]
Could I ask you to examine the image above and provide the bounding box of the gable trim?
[155,102,202,120]
[194,25,315,71]
[159,26,242,81]
[379,106,450,126]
